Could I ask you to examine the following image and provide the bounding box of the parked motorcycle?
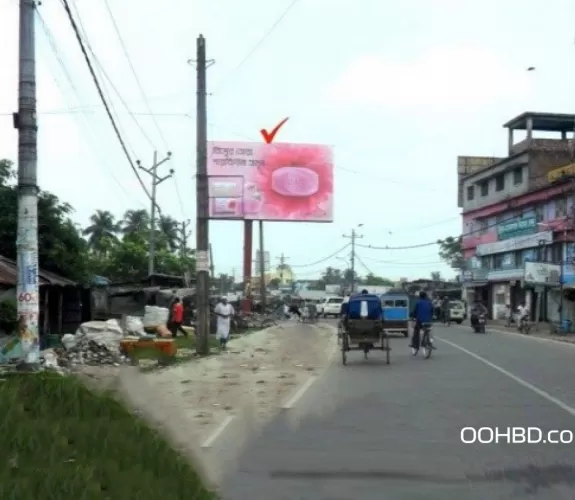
[473,313,486,333]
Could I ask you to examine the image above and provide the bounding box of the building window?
[513,167,523,185]
[481,256,492,269]
[478,219,488,235]
[494,254,504,269]
[550,243,562,263]
[466,185,474,201]
[535,204,544,222]
[480,181,488,196]
[556,197,567,218]
[495,174,505,191]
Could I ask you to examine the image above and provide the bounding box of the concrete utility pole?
[178,219,191,261]
[193,34,215,356]
[277,253,289,284]
[14,0,40,368]
[138,151,172,276]
[178,219,191,287]
[343,225,363,293]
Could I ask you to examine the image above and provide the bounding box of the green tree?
[321,267,344,285]
[437,236,463,269]
[362,273,394,286]
[268,277,281,289]
[121,209,150,236]
[343,268,359,285]
[156,215,179,252]
[0,159,89,281]
[82,210,120,256]
[430,271,442,281]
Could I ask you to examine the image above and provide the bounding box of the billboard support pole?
[194,34,214,355]
[242,221,253,313]
[259,221,266,308]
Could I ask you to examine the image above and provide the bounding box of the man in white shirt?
[517,302,529,323]
[214,296,234,349]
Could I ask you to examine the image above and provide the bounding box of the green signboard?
[497,216,537,240]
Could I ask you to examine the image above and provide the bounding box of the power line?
[354,253,374,275]
[360,253,443,265]
[36,10,142,209]
[357,193,568,251]
[290,244,351,268]
[213,0,301,93]
[102,0,168,150]
[60,0,155,206]
[101,2,192,220]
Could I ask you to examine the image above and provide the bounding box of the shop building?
[458,111,575,320]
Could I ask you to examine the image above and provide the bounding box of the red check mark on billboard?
[260,117,289,144]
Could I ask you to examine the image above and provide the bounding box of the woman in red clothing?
[169,297,188,337]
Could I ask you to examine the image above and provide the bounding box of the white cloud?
[324,45,533,111]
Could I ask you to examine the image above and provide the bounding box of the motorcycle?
[473,313,486,333]
[518,315,531,334]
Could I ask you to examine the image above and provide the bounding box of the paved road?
[219,322,575,499]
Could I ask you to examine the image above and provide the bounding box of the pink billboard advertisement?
[207,141,334,222]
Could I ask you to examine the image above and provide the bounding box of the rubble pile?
[41,319,132,370]
[54,336,127,367]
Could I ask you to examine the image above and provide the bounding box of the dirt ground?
[138,322,336,443]
[75,321,337,488]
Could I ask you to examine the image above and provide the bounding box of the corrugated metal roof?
[0,256,76,286]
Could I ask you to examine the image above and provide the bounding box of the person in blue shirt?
[410,291,436,350]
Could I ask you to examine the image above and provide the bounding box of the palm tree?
[156,215,180,252]
[121,209,150,236]
[82,210,120,255]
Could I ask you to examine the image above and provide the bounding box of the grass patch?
[0,372,218,500]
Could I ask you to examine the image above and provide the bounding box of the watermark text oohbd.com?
[461,427,574,444]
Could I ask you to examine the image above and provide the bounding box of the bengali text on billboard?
[207,141,333,222]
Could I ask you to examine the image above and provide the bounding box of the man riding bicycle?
[410,291,436,350]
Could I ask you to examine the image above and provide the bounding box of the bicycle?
[412,322,434,359]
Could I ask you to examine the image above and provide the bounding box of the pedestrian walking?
[169,297,188,337]
[215,296,234,350]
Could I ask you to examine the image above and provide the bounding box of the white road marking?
[437,336,575,417]
[282,376,317,409]
[489,327,575,348]
[201,415,235,448]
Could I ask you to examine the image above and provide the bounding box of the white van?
[319,296,344,317]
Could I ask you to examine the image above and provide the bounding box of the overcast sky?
[1,0,575,281]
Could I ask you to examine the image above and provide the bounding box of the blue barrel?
[562,320,572,333]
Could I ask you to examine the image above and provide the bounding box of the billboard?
[208,141,334,222]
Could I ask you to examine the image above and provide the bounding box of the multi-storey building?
[459,112,575,322]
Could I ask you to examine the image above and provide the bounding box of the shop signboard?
[497,216,536,240]
[476,231,552,257]
[524,261,561,286]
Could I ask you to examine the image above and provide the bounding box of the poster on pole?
[207,141,334,222]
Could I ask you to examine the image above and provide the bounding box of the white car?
[320,296,344,317]
[448,300,465,324]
